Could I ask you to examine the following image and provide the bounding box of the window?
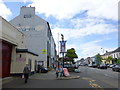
[114,54,116,58]
[24,14,32,18]
[116,53,119,58]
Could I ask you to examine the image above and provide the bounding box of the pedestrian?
[23,64,30,83]
[59,66,63,77]
[54,65,56,70]
[56,68,59,78]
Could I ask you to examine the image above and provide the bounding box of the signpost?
[60,34,67,68]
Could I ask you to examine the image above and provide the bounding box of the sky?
[0,0,119,60]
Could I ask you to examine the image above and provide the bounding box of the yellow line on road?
[82,77,104,90]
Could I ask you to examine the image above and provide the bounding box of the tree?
[96,53,102,65]
[117,59,120,64]
[65,48,78,63]
[112,58,117,64]
[106,56,113,64]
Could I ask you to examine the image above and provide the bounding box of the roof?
[103,52,112,55]
[111,47,120,53]
[16,48,39,56]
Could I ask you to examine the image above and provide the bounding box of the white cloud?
[51,21,117,59]
[30,0,118,20]
[58,39,116,59]
[0,0,12,19]
[51,23,117,42]
[78,40,116,59]
[0,0,32,2]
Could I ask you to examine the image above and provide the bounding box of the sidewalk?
[2,77,20,85]
[29,70,80,80]
[30,70,56,80]
[2,70,80,85]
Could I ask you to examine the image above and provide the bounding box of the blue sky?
[0,0,119,60]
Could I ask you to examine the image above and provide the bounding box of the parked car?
[109,64,116,68]
[37,65,48,73]
[74,68,81,73]
[84,64,88,66]
[88,64,93,67]
[92,64,98,68]
[64,64,73,68]
[106,64,110,68]
[98,64,107,69]
[112,64,120,72]
[80,64,84,66]
[73,64,78,69]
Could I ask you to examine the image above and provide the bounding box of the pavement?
[29,70,80,80]
[2,70,80,85]
[2,66,119,89]
[2,77,20,85]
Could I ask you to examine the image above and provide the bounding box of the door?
[2,41,12,78]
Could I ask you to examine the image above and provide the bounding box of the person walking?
[56,68,59,78]
[59,66,63,77]
[23,64,30,83]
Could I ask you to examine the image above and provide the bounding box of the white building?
[9,6,56,67]
[111,47,120,59]
[50,36,56,67]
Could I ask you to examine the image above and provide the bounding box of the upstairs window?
[24,14,32,18]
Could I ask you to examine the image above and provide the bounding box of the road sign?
[42,49,46,54]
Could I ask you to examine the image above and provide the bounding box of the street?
[2,66,119,89]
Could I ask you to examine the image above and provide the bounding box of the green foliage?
[106,56,113,63]
[96,53,102,65]
[117,59,120,64]
[65,48,78,63]
[65,48,78,59]
[112,58,117,63]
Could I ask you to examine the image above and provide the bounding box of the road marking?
[82,77,104,90]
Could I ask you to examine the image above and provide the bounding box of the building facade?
[9,6,56,67]
[0,16,38,78]
[111,47,120,59]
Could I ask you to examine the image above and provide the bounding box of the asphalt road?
[74,66,119,88]
[2,66,120,89]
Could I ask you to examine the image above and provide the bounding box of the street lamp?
[60,34,67,68]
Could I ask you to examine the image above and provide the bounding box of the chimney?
[20,6,35,16]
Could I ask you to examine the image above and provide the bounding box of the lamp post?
[60,34,66,68]
[61,34,64,68]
